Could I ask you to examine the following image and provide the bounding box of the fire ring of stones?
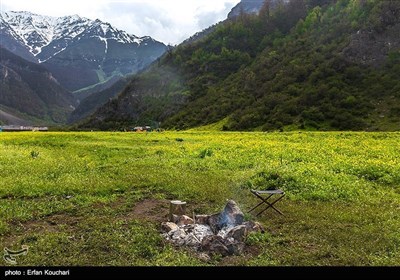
[161,200,265,257]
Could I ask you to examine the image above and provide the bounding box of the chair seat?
[249,189,285,216]
[251,189,284,195]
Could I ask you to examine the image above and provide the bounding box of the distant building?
[132,126,152,132]
[0,125,48,132]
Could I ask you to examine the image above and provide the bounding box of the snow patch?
[98,36,108,53]
[38,46,67,63]
[100,23,109,36]
[134,38,143,45]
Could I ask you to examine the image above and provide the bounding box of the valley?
[2,0,399,132]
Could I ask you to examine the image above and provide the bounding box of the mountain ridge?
[0,11,167,92]
[79,0,400,132]
[0,46,76,124]
[0,11,161,63]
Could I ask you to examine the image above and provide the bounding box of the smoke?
[218,200,244,229]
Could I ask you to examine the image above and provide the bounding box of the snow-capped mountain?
[0,11,154,62]
[0,11,167,92]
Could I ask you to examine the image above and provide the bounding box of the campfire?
[161,200,264,257]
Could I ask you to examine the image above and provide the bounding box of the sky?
[0,0,241,45]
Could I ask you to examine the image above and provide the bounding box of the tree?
[259,0,272,22]
[307,0,333,9]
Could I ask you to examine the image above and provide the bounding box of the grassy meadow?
[0,131,399,266]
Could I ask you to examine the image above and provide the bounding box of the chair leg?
[256,194,285,216]
[248,193,273,213]
[248,201,265,213]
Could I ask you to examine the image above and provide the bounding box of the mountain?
[0,16,36,62]
[0,11,167,92]
[0,46,76,124]
[78,0,400,132]
[227,0,290,19]
[228,0,266,18]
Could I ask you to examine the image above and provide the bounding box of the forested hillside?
[80,0,400,131]
[0,46,76,124]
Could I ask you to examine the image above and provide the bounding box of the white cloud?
[0,0,240,44]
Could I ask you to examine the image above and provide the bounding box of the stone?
[226,241,245,256]
[162,233,170,240]
[182,224,195,232]
[208,213,221,234]
[172,229,187,240]
[201,235,230,257]
[161,222,179,233]
[243,221,265,233]
[216,226,235,239]
[219,200,244,228]
[176,239,186,246]
[172,214,179,224]
[176,215,194,226]
[226,225,247,242]
[195,215,210,225]
[197,252,211,262]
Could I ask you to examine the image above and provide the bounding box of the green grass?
[72,72,122,94]
[0,131,400,266]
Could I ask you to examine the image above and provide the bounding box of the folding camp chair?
[249,189,285,216]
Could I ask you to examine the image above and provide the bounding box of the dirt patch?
[8,213,82,232]
[45,214,83,227]
[125,199,170,223]
[2,198,170,246]
[2,214,82,247]
[1,198,191,249]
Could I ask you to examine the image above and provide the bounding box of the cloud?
[195,2,235,30]
[0,0,241,44]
